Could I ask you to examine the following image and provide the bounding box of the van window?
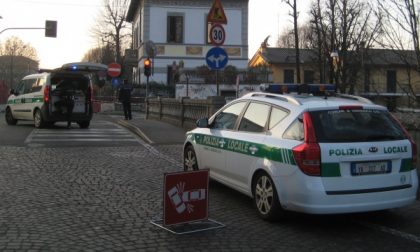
[31,78,43,92]
[17,78,38,94]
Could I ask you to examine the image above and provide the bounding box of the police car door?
[20,78,40,120]
[10,78,34,120]
[224,102,271,193]
[197,101,248,182]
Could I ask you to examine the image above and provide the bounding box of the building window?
[386,70,396,93]
[304,70,314,84]
[284,69,294,83]
[167,15,184,43]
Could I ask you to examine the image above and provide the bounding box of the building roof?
[261,48,318,64]
[364,49,418,66]
[126,0,139,22]
[250,47,419,67]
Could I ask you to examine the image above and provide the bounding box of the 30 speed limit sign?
[209,24,226,46]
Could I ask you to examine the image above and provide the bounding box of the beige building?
[249,46,420,108]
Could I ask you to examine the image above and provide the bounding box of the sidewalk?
[110,112,187,145]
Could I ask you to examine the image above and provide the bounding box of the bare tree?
[276,24,314,49]
[82,44,115,64]
[283,0,301,83]
[1,36,38,60]
[0,36,39,88]
[375,0,420,105]
[91,0,131,64]
[308,0,380,93]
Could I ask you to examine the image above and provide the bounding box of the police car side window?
[283,118,304,141]
[269,107,289,129]
[238,102,270,133]
[213,101,247,130]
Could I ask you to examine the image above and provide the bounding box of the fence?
[145,96,226,130]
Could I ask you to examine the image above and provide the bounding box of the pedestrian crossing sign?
[207,0,227,24]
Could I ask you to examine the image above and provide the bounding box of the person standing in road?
[118,79,132,120]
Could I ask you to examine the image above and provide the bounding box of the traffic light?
[45,20,57,38]
[144,58,152,77]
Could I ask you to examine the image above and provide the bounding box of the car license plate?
[351,161,391,176]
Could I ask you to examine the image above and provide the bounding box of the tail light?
[43,85,50,103]
[292,112,321,176]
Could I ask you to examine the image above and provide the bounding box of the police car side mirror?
[196,118,209,128]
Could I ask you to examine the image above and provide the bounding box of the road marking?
[24,121,140,145]
[357,221,420,244]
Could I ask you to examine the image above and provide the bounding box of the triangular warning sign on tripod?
[207,0,228,24]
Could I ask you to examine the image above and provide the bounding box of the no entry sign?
[164,170,209,226]
[107,62,121,77]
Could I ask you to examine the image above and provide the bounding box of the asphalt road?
[0,112,419,251]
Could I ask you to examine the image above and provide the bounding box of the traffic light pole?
[0,27,44,35]
[146,76,149,98]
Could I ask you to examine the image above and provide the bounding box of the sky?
[0,0,302,69]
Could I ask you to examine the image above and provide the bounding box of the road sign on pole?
[207,0,228,24]
[209,24,226,46]
[107,62,121,77]
[206,47,228,70]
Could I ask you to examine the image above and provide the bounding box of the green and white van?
[5,62,107,129]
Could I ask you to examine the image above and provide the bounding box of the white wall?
[150,7,244,45]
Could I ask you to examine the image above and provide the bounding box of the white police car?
[183,84,418,220]
[5,62,107,128]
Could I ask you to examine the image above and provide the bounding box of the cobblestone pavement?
[1,144,420,251]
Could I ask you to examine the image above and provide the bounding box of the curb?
[117,119,154,144]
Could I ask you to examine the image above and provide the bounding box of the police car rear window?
[310,109,406,143]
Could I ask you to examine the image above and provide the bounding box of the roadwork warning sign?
[163,170,209,226]
[207,0,227,24]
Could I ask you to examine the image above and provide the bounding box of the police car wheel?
[34,109,45,129]
[253,172,283,221]
[184,145,198,171]
[5,108,17,125]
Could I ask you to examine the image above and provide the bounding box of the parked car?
[5,62,107,129]
[183,84,418,221]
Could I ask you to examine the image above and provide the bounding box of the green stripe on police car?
[190,133,296,166]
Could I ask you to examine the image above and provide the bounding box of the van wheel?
[78,121,90,129]
[34,109,45,128]
[184,145,198,171]
[253,172,283,221]
[5,108,17,125]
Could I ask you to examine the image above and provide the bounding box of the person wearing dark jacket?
[118,79,132,120]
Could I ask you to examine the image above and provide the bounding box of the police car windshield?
[310,109,406,143]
